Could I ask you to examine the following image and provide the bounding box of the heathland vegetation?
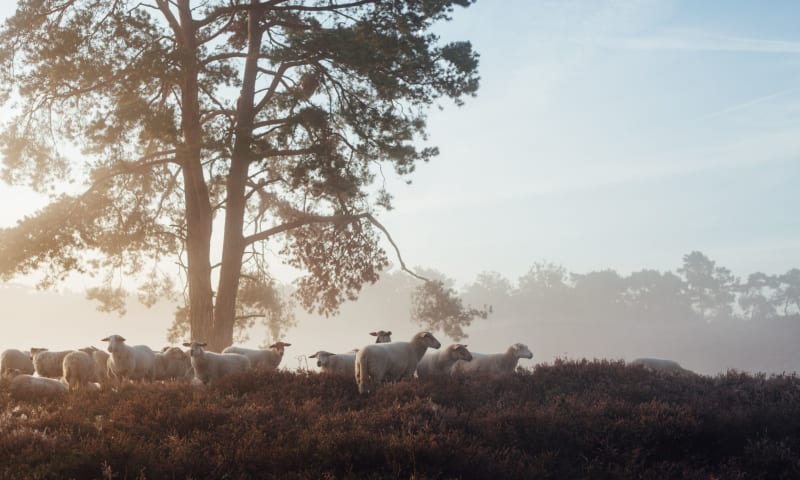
[1,359,798,479]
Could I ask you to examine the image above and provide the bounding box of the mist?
[3,250,796,377]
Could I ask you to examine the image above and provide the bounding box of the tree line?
[268,250,798,346]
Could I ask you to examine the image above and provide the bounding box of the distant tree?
[514,261,573,320]
[461,271,513,315]
[677,251,738,321]
[0,0,481,350]
[570,269,625,322]
[623,269,692,323]
[772,268,800,318]
[738,272,777,321]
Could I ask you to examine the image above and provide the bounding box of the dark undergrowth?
[0,359,798,479]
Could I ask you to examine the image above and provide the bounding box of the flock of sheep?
[1,328,692,401]
[0,330,539,400]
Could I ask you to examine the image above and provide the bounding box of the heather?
[1,360,799,479]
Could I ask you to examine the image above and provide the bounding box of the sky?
[0,1,798,371]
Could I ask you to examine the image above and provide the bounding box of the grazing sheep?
[631,357,694,375]
[355,331,441,395]
[30,348,74,378]
[311,331,394,377]
[154,346,193,381]
[9,373,67,401]
[416,344,473,380]
[451,343,533,378]
[62,350,96,391]
[1,349,34,378]
[101,335,156,382]
[370,330,393,343]
[183,341,251,386]
[222,341,291,371]
[309,350,358,377]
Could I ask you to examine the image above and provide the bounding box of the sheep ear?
[386,331,392,336]
[198,342,207,347]
[283,343,292,347]
[119,336,127,342]
[182,342,192,347]
[101,337,110,342]
[309,353,318,358]
[369,332,378,336]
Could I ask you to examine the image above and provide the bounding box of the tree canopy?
[0,0,483,350]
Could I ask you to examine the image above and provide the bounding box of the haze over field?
[0,1,797,375]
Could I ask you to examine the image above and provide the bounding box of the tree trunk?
[176,0,217,350]
[213,8,263,350]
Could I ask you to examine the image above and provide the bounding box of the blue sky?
[377,0,800,284]
[0,0,797,287]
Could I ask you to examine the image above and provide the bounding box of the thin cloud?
[692,87,800,122]
[592,29,800,54]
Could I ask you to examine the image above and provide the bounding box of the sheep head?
[269,342,292,355]
[449,344,472,362]
[511,343,533,359]
[101,335,127,353]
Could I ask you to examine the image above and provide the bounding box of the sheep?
[451,343,533,378]
[355,331,441,395]
[1,349,34,378]
[8,373,67,401]
[416,344,473,380]
[631,357,694,375]
[62,350,97,391]
[30,348,74,378]
[222,341,291,371]
[84,347,111,384]
[183,341,251,386]
[310,331,394,377]
[370,330,392,343]
[101,334,156,382]
[309,350,358,377]
[154,346,193,381]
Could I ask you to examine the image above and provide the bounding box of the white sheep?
[30,348,74,378]
[62,350,97,391]
[355,331,441,394]
[450,343,533,378]
[370,330,393,343]
[183,341,252,386]
[222,341,291,371]
[416,344,473,380]
[1,349,35,378]
[101,334,156,382]
[309,350,358,377]
[8,373,68,401]
[631,357,694,375]
[154,346,193,381]
[85,347,111,384]
[310,331,393,377]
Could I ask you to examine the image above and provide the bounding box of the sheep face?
[416,332,441,349]
[370,330,392,343]
[101,335,127,354]
[269,342,292,355]
[512,343,533,359]
[309,351,334,368]
[449,344,472,362]
[182,342,207,358]
[29,348,48,360]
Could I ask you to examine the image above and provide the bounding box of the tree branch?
[243,211,430,283]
